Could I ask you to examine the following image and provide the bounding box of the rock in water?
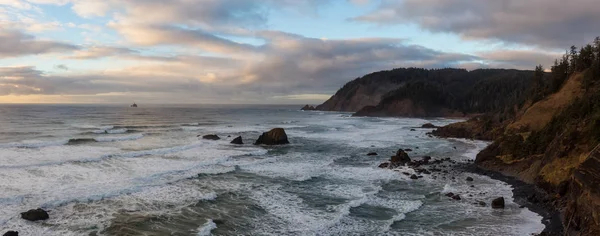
[367,152,378,156]
[491,197,505,209]
[466,177,474,181]
[452,195,462,200]
[301,105,316,111]
[21,208,49,221]
[421,123,437,128]
[255,128,289,145]
[230,136,243,145]
[410,174,418,180]
[3,231,18,236]
[390,149,411,167]
[202,134,220,140]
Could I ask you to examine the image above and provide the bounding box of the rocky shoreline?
[460,164,564,235]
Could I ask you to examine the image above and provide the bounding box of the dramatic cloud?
[354,0,600,48]
[0,30,78,58]
[478,50,562,69]
[67,46,137,59]
[0,0,581,103]
[109,24,258,54]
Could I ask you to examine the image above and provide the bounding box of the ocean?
[0,104,544,235]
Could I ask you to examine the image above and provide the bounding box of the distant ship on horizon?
[130,101,138,107]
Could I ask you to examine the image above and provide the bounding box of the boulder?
[367,152,378,156]
[410,129,416,131]
[301,105,316,111]
[202,134,220,140]
[378,162,390,168]
[452,195,462,200]
[466,177,474,181]
[478,201,487,207]
[20,208,49,221]
[491,197,505,209]
[421,123,437,128]
[390,149,411,167]
[254,128,289,145]
[404,148,413,152]
[3,231,18,236]
[445,192,455,197]
[230,136,243,145]
[410,174,418,180]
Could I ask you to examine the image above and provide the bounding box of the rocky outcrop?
[301,105,316,111]
[230,136,243,145]
[421,123,437,128]
[3,231,18,236]
[491,197,505,209]
[21,208,49,221]
[255,128,289,145]
[201,134,220,140]
[379,149,412,169]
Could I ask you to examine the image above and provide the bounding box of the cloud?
[67,46,137,59]
[0,33,486,102]
[109,24,258,54]
[54,64,69,70]
[478,50,561,69]
[0,30,78,58]
[353,0,600,48]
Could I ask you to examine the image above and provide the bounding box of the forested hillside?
[317,68,535,117]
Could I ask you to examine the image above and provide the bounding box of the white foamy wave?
[0,146,122,168]
[241,158,333,181]
[94,133,144,142]
[92,128,128,134]
[71,124,113,130]
[0,139,68,149]
[448,138,491,161]
[196,219,218,236]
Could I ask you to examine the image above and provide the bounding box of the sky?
[0,0,599,104]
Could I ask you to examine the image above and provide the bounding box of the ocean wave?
[0,140,69,149]
[94,134,144,142]
[196,219,218,236]
[91,128,129,134]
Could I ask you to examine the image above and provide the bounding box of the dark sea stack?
[301,105,316,111]
[230,136,243,145]
[202,134,220,140]
[410,174,418,180]
[421,123,437,128]
[491,197,505,209]
[367,152,378,156]
[21,208,49,221]
[3,231,18,236]
[389,149,411,167]
[254,128,289,145]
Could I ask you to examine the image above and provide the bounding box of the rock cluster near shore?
[376,147,509,208]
